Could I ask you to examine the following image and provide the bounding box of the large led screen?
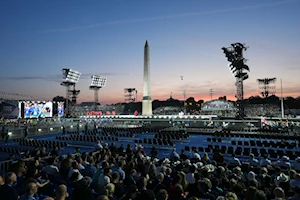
[58,102,64,117]
[24,101,53,118]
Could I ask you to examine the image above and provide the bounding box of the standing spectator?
[24,126,28,139]
[4,127,9,145]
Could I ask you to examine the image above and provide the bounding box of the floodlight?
[90,75,107,87]
[61,68,81,117]
[89,75,107,110]
[62,69,81,84]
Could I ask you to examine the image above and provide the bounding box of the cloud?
[0,75,62,83]
[0,72,126,82]
[42,0,297,33]
[80,72,127,77]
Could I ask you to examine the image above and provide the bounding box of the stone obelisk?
[142,40,152,115]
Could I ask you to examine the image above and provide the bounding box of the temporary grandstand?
[201,99,237,116]
[152,106,184,115]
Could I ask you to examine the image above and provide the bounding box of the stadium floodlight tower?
[61,69,81,117]
[89,75,107,110]
[222,43,250,119]
[257,78,277,98]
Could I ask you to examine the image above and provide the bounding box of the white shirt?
[274,160,291,169]
[98,174,110,186]
[191,152,201,160]
[248,158,259,167]
[43,165,59,176]
[228,157,241,166]
[260,158,272,166]
[186,172,195,184]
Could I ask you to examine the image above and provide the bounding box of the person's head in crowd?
[70,172,81,183]
[137,177,147,190]
[156,189,168,200]
[102,161,109,169]
[253,190,267,200]
[56,184,69,200]
[225,192,238,200]
[260,167,268,175]
[178,171,188,190]
[130,169,137,177]
[81,176,92,187]
[72,161,79,170]
[199,179,211,193]
[97,195,109,200]
[274,187,285,199]
[216,166,226,176]
[48,157,56,166]
[174,184,184,197]
[166,167,172,176]
[248,179,258,188]
[189,165,196,173]
[24,182,38,197]
[249,153,255,159]
[87,156,95,165]
[75,155,83,165]
[232,183,245,199]
[157,172,164,182]
[106,183,115,196]
[111,171,119,181]
[103,168,112,177]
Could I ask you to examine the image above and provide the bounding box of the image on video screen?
[24,101,53,118]
[58,102,64,117]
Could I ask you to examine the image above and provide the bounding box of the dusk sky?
[0,0,299,105]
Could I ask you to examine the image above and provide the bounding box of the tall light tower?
[257,78,277,98]
[61,69,81,117]
[209,89,214,100]
[89,75,107,110]
[222,43,249,119]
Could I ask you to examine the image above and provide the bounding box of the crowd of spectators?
[244,105,281,117]
[2,139,300,200]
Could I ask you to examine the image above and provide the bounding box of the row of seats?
[155,131,189,140]
[185,144,300,160]
[230,140,297,149]
[56,135,119,142]
[18,139,67,149]
[0,147,21,154]
[107,132,134,138]
[134,138,174,146]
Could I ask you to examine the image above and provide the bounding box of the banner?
[1,101,19,118]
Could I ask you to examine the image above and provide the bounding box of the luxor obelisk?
[142,40,152,115]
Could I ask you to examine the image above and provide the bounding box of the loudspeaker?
[21,102,24,118]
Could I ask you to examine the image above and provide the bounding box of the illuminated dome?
[202,100,236,111]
